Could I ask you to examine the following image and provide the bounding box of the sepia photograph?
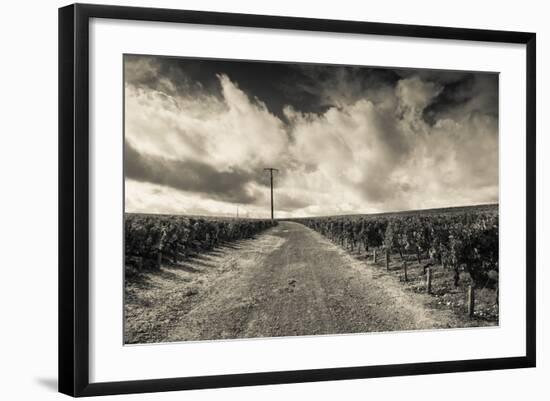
[123,54,499,345]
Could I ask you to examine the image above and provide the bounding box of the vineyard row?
[125,214,278,270]
[290,209,498,289]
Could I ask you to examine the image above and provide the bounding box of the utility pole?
[263,168,278,220]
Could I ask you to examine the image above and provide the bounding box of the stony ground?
[125,221,495,344]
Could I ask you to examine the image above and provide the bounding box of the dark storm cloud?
[394,69,468,85]
[291,64,401,108]
[422,73,499,125]
[125,55,216,99]
[125,140,259,204]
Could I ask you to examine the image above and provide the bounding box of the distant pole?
[263,168,278,220]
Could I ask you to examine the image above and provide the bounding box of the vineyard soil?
[125,221,496,344]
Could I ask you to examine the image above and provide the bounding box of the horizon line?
[125,202,499,220]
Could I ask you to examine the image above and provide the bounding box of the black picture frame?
[59,3,536,397]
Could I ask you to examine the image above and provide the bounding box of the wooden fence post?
[468,285,475,318]
[156,252,162,269]
[426,267,432,293]
[385,249,389,271]
[403,261,408,282]
[373,249,377,264]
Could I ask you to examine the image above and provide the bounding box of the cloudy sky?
[124,55,499,218]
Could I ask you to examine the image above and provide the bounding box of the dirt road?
[125,221,467,344]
